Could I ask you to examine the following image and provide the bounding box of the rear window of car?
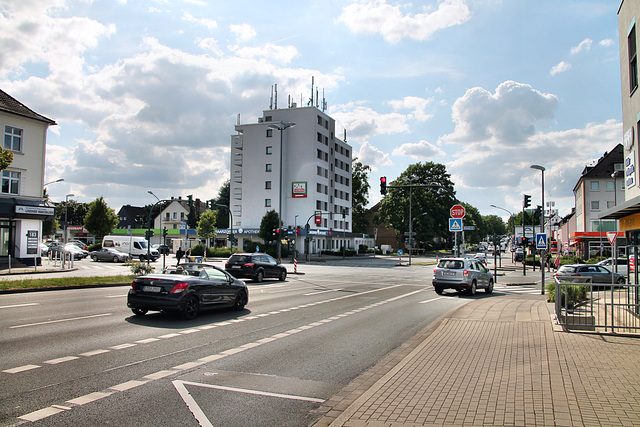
[437,259,464,269]
[229,255,251,263]
[558,266,576,274]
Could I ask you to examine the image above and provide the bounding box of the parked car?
[597,258,629,276]
[127,264,248,319]
[90,247,131,262]
[474,253,488,265]
[40,243,49,257]
[554,264,625,284]
[225,253,287,282]
[65,243,89,258]
[432,257,494,295]
[47,244,85,260]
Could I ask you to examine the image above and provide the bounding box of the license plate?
[442,271,456,276]
[232,265,241,269]
[143,286,161,293]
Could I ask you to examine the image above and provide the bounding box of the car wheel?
[92,255,98,262]
[279,269,287,281]
[468,281,477,296]
[254,270,264,283]
[113,256,119,262]
[139,256,145,262]
[434,286,443,295]
[485,279,494,294]
[181,296,199,320]
[232,290,248,311]
[131,308,147,316]
[616,277,625,284]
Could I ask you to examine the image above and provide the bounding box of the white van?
[102,235,159,261]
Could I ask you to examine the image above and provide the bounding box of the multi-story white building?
[0,89,56,265]
[230,105,353,254]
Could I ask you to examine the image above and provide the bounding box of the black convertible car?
[127,263,248,320]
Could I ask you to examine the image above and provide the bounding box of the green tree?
[375,162,456,249]
[55,199,90,229]
[482,214,507,237]
[0,148,13,171]
[460,202,484,244]
[259,210,280,244]
[196,210,218,249]
[83,197,119,238]
[351,158,371,233]
[212,180,231,228]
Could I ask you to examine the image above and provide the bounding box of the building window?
[591,201,600,210]
[264,115,272,122]
[590,181,599,191]
[1,171,19,194]
[607,200,615,208]
[266,164,272,172]
[266,146,272,155]
[606,181,615,190]
[173,212,177,219]
[266,129,273,137]
[4,126,22,152]
[265,199,271,207]
[181,212,185,220]
[629,26,638,93]
[265,180,271,189]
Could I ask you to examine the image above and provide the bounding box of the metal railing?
[555,277,640,334]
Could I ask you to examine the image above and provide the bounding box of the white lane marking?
[44,356,80,365]
[0,302,39,309]
[304,289,341,296]
[80,349,110,357]
[66,391,112,405]
[419,297,446,304]
[110,343,136,350]
[10,313,112,329]
[143,370,177,380]
[18,407,67,422]
[106,295,126,298]
[109,380,148,391]
[173,381,213,427]
[3,364,40,374]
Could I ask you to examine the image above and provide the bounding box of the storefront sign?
[624,126,634,151]
[625,151,636,189]
[26,230,38,255]
[15,206,55,216]
[291,181,307,198]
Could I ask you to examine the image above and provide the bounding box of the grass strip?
[0,275,135,291]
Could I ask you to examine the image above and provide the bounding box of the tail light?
[244,263,255,267]
[169,282,189,294]
[433,268,437,273]
[224,262,229,267]
[131,280,136,289]
[463,269,470,277]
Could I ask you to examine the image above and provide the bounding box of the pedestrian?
[554,255,560,271]
[176,247,184,265]
[185,248,191,262]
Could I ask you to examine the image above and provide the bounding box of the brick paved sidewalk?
[315,294,640,427]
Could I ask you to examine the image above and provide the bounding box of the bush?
[546,282,588,307]
[359,244,368,253]
[207,247,233,258]
[127,260,155,276]
[87,243,101,252]
[190,244,204,256]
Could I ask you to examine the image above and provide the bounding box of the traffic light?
[380,176,387,195]
[162,227,167,237]
[295,226,300,234]
[144,229,154,240]
[272,228,280,236]
[523,194,531,208]
[315,210,321,224]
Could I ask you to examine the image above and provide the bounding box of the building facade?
[231,105,353,254]
[571,145,625,259]
[0,90,56,265]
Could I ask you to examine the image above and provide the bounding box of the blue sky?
[0,0,623,222]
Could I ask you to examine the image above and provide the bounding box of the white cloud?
[570,38,593,54]
[331,102,410,140]
[599,38,614,47]
[182,12,217,30]
[550,61,571,76]
[389,96,434,121]
[337,0,471,43]
[392,140,445,159]
[229,23,257,43]
[443,81,558,146]
[235,43,299,64]
[357,141,392,169]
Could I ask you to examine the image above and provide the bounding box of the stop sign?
[450,204,466,219]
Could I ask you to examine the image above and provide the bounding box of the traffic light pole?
[146,199,169,267]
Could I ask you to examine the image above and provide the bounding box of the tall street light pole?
[64,193,74,245]
[531,164,546,295]
[214,203,234,252]
[148,191,165,269]
[268,121,295,262]
[490,204,514,262]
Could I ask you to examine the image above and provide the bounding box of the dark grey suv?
[432,257,494,295]
[225,253,287,282]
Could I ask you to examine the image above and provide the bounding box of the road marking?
[419,297,446,304]
[110,380,148,391]
[0,302,39,309]
[9,313,112,329]
[44,356,80,364]
[66,391,112,405]
[18,406,67,422]
[80,349,110,357]
[2,364,40,374]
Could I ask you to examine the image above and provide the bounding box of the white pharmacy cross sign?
[535,233,548,250]
[449,218,463,232]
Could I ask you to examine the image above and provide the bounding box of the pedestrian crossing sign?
[535,233,547,249]
[449,218,462,232]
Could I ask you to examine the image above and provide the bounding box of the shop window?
[4,126,22,152]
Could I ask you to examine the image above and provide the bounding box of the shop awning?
[0,197,55,221]
[599,194,640,220]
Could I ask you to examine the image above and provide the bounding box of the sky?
[0,0,624,223]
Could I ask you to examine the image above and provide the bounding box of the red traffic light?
[380,176,386,183]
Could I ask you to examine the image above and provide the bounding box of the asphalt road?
[1,259,477,426]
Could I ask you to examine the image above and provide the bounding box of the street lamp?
[530,164,546,295]
[268,121,295,262]
[490,204,514,262]
[214,203,234,252]
[148,191,166,269]
[64,194,74,245]
[44,178,64,187]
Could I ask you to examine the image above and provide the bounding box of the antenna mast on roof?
[322,89,327,111]
[269,85,273,110]
[274,84,278,109]
[309,76,314,106]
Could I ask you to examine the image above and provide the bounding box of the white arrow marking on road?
[173,380,325,427]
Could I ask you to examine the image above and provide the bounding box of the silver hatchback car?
[432,257,494,295]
